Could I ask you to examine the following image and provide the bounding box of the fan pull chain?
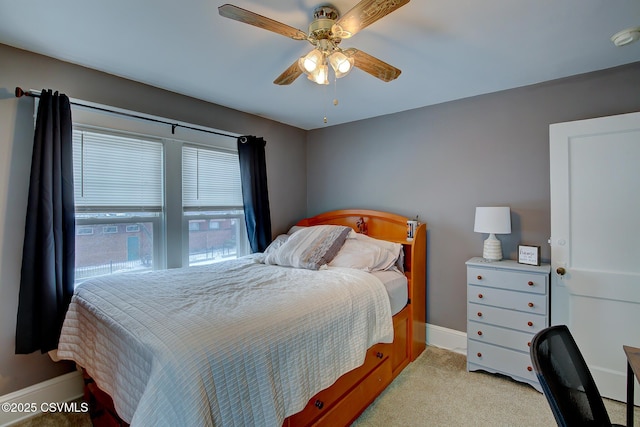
[323,83,328,124]
[322,76,341,124]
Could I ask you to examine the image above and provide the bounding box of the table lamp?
[474,207,511,261]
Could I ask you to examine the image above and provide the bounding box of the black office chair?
[530,325,624,427]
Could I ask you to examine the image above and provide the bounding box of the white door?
[550,111,640,404]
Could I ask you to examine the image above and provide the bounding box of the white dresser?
[466,257,550,392]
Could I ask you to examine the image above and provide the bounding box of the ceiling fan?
[218,1,410,85]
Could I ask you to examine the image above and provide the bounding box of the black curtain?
[15,90,75,354]
[237,136,272,253]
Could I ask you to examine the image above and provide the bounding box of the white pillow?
[287,225,307,235]
[264,225,351,270]
[263,234,289,255]
[329,232,402,272]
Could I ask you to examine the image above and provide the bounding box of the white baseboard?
[0,370,83,427]
[426,323,467,355]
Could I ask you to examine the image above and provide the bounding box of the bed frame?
[83,209,427,427]
[283,209,427,426]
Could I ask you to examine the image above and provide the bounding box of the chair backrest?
[530,325,612,427]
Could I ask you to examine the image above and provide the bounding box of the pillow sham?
[329,232,402,272]
[263,234,289,255]
[287,225,307,235]
[263,225,351,270]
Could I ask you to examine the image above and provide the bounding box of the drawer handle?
[528,281,534,286]
[477,330,483,336]
[477,312,483,317]
[315,400,324,410]
[527,366,533,372]
[527,321,534,327]
[376,352,384,359]
[478,293,483,299]
[477,275,483,280]
[477,352,482,358]
[528,302,534,308]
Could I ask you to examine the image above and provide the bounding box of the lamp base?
[482,233,503,261]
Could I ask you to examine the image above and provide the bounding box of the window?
[182,145,248,266]
[73,128,163,284]
[71,119,249,284]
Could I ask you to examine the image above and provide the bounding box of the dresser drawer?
[468,340,537,383]
[467,267,547,294]
[468,302,546,333]
[468,285,547,315]
[467,320,535,352]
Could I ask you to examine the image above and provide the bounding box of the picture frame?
[518,244,541,266]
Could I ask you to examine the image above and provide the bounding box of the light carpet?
[353,345,637,426]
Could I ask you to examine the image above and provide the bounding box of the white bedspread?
[56,256,394,426]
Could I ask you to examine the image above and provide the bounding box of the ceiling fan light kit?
[218,1,409,86]
[611,26,640,47]
[296,6,355,84]
[297,38,355,84]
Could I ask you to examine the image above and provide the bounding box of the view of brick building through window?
[75,218,238,283]
[187,218,238,265]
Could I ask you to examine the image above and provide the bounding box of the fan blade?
[218,4,307,41]
[346,48,401,82]
[335,0,410,38]
[274,60,303,85]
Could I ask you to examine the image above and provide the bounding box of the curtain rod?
[14,87,242,140]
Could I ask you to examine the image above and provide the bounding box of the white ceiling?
[1,0,639,130]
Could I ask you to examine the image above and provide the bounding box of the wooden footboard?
[81,209,426,427]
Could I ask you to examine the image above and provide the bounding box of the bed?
[56,209,426,426]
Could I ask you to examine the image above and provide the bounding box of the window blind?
[72,129,163,210]
[182,145,243,209]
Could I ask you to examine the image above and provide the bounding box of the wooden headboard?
[297,209,427,360]
[297,209,409,240]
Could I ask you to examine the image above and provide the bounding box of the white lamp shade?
[307,63,329,85]
[298,49,323,74]
[328,51,354,78]
[474,207,511,234]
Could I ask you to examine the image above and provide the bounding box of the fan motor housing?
[309,19,334,39]
[310,5,340,41]
[313,5,338,20]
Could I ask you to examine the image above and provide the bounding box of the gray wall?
[306,62,640,333]
[0,44,307,395]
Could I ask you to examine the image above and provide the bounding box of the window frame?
[180,142,248,266]
[72,125,167,275]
